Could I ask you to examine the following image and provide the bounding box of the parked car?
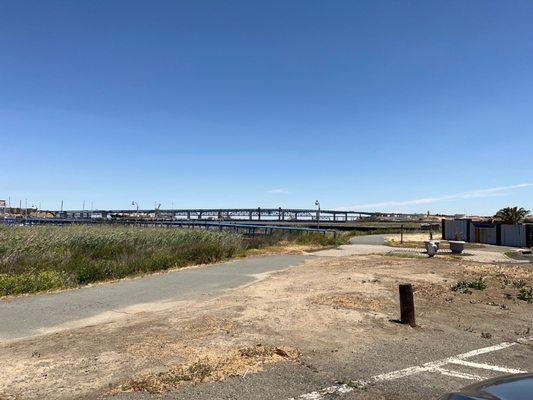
[440,373,533,399]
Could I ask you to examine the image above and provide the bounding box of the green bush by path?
[244,230,347,249]
[0,225,243,296]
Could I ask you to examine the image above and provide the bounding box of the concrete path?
[0,254,310,341]
[311,234,391,257]
[349,234,388,245]
[313,243,392,257]
[315,234,520,263]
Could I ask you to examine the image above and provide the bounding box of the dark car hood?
[441,373,533,399]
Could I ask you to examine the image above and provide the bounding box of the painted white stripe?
[359,365,429,385]
[290,339,530,400]
[431,367,485,381]
[451,342,517,360]
[357,342,517,386]
[289,384,353,400]
[448,359,527,374]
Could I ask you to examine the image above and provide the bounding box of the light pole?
[132,201,139,222]
[155,202,161,220]
[315,200,320,229]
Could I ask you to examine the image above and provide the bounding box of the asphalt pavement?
[0,254,310,341]
[108,333,532,400]
[349,234,388,245]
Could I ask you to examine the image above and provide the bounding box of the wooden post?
[400,224,404,244]
[399,283,416,327]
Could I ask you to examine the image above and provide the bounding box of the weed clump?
[451,276,487,294]
[513,279,526,289]
[517,286,533,303]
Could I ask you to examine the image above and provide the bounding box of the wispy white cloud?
[336,183,533,211]
[267,188,290,194]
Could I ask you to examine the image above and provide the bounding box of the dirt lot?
[0,254,532,400]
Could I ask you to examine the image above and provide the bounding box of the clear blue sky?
[1,0,532,215]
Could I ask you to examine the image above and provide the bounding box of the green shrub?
[517,286,533,303]
[451,276,487,294]
[0,270,70,296]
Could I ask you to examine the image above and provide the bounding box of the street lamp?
[132,201,139,222]
[315,200,320,229]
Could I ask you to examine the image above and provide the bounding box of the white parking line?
[431,367,485,381]
[291,385,353,400]
[289,338,531,400]
[357,341,518,386]
[448,359,526,374]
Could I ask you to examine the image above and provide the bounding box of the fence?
[442,219,532,248]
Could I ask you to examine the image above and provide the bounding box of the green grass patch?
[0,225,244,296]
[244,230,347,250]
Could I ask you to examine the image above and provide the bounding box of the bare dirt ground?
[0,254,532,400]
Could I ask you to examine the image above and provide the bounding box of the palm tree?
[493,207,530,224]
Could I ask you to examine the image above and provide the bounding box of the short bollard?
[399,283,416,327]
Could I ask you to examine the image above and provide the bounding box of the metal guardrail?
[1,217,338,238]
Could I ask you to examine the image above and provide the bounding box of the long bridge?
[45,208,424,223]
[3,207,441,231]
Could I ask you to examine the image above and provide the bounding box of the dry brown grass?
[118,344,299,394]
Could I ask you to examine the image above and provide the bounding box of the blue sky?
[1,0,532,215]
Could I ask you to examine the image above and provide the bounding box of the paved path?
[0,254,310,341]
[0,235,519,341]
[315,234,519,263]
[349,234,388,245]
